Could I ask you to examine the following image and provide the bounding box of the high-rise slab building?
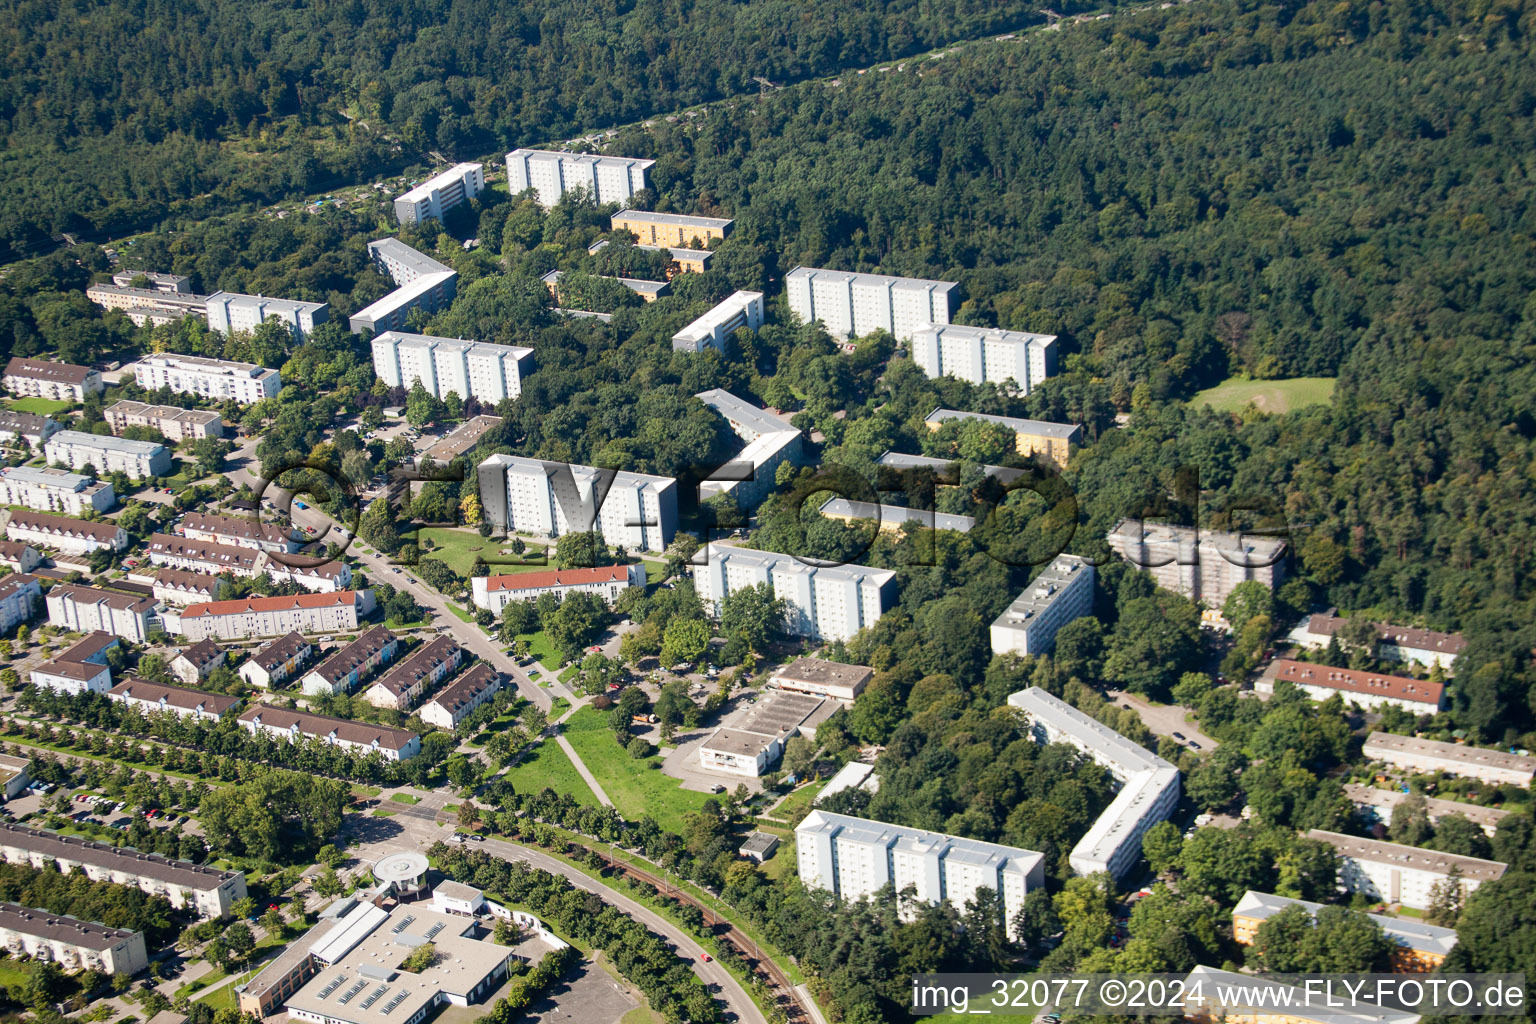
[1105,519,1287,607]
[349,239,458,335]
[990,555,1095,657]
[133,353,281,405]
[477,454,677,553]
[371,332,533,403]
[505,149,654,208]
[786,267,958,342]
[693,543,895,642]
[394,163,485,225]
[911,323,1058,393]
[205,292,329,343]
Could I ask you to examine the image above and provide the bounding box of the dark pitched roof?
[306,625,396,685]
[236,705,418,751]
[108,678,240,716]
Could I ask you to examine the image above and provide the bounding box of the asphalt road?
[1105,689,1218,750]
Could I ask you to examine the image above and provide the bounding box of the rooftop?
[138,351,282,377]
[1362,732,1535,778]
[307,626,397,684]
[367,636,461,698]
[786,266,959,293]
[694,388,797,439]
[56,631,118,664]
[1270,659,1445,706]
[1308,610,1466,655]
[0,823,242,889]
[367,238,454,279]
[184,590,364,618]
[1340,783,1509,831]
[48,583,155,613]
[421,415,506,463]
[396,163,483,204]
[924,407,1082,441]
[182,512,294,546]
[108,678,240,716]
[914,322,1057,348]
[819,497,975,533]
[237,706,418,751]
[177,639,224,668]
[799,809,1043,879]
[0,410,57,433]
[703,542,896,589]
[1184,966,1422,1024]
[248,632,311,671]
[509,148,655,170]
[738,832,780,857]
[481,564,636,593]
[148,533,261,571]
[0,465,106,493]
[1107,518,1290,559]
[33,659,107,682]
[0,574,39,603]
[772,658,874,692]
[106,400,223,426]
[1306,829,1508,881]
[992,555,1093,630]
[0,901,138,951]
[423,664,500,715]
[1232,890,1460,956]
[151,568,225,593]
[612,209,734,230]
[877,449,1025,485]
[3,358,94,385]
[47,429,168,457]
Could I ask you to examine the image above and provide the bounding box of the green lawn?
[6,397,75,415]
[765,779,827,825]
[194,985,239,1012]
[519,631,561,668]
[563,707,715,832]
[641,559,669,584]
[1192,376,1336,414]
[502,738,600,805]
[389,793,421,805]
[416,527,549,577]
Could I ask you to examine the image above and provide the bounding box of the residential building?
[149,568,229,607]
[6,511,126,554]
[265,559,353,593]
[164,590,372,641]
[133,353,282,405]
[30,658,112,695]
[694,543,896,642]
[1295,610,1466,672]
[394,163,485,225]
[876,450,1026,486]
[205,292,329,344]
[613,276,669,301]
[300,625,401,696]
[694,389,803,511]
[1342,783,1508,838]
[1258,659,1447,715]
[470,564,645,615]
[46,585,158,643]
[0,542,43,574]
[989,555,1095,657]
[589,238,712,275]
[180,512,300,554]
[911,323,1058,393]
[45,430,171,479]
[1007,686,1180,878]
[700,691,836,777]
[672,291,764,353]
[239,632,313,689]
[0,465,115,514]
[0,903,149,976]
[108,679,240,722]
[370,332,533,403]
[362,636,463,711]
[1307,830,1507,910]
[146,533,263,577]
[0,754,32,801]
[1232,891,1458,973]
[111,270,192,293]
[1361,731,1536,787]
[1183,965,1422,1024]
[769,658,873,703]
[785,267,958,342]
[924,408,1081,469]
[610,209,733,247]
[421,415,503,463]
[477,454,678,553]
[2,358,103,401]
[349,239,458,335]
[0,410,62,448]
[1105,519,1288,607]
[105,401,224,442]
[506,149,654,208]
[171,639,224,684]
[55,632,119,666]
[237,706,421,761]
[0,823,247,918]
[796,810,1045,940]
[818,497,975,534]
[85,284,208,327]
[419,664,503,731]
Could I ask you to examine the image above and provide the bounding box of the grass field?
[1192,376,1336,414]
[519,630,561,669]
[416,527,549,577]
[6,397,75,415]
[503,737,600,805]
[563,707,715,832]
[765,779,826,825]
[389,793,420,805]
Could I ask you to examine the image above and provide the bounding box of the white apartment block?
[506,149,654,208]
[0,575,40,634]
[0,465,115,514]
[1295,610,1466,673]
[107,679,239,722]
[796,810,1045,940]
[180,512,301,554]
[86,284,209,327]
[395,163,485,225]
[470,563,645,615]
[0,410,62,448]
[238,632,312,689]
[265,559,353,593]
[1307,829,1507,910]
[133,353,282,405]
[105,400,224,442]
[111,270,192,293]
[0,542,43,575]
[206,291,328,343]
[911,323,1058,393]
[30,658,112,695]
[1258,659,1447,715]
[162,590,371,641]
[237,706,421,761]
[0,823,247,919]
[6,511,127,555]
[45,430,171,479]
[1106,519,1287,607]
[371,332,533,403]
[1362,731,1536,787]
[694,388,803,511]
[349,239,458,335]
[1007,686,1181,879]
[46,584,158,643]
[1342,783,1509,838]
[990,555,1095,658]
[694,543,896,643]
[2,358,103,401]
[362,636,463,711]
[146,533,264,577]
[672,291,765,353]
[148,568,229,606]
[419,664,503,730]
[785,267,958,342]
[0,903,148,976]
[477,454,677,553]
